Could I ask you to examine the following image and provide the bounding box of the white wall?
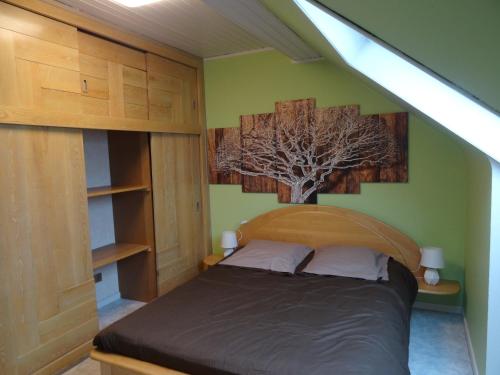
[486,159,500,375]
[83,130,120,308]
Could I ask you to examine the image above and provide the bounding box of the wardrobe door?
[151,133,203,295]
[78,32,148,119]
[147,53,198,132]
[0,2,81,113]
[0,125,98,375]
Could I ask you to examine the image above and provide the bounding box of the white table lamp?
[221,231,238,257]
[420,246,445,285]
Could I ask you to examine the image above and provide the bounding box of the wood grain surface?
[239,205,422,275]
[208,98,408,202]
[151,133,204,296]
[0,125,98,374]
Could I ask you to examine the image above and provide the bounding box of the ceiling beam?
[204,0,321,62]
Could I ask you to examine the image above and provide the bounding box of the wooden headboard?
[238,206,422,275]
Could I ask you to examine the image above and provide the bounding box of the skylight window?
[294,0,500,162]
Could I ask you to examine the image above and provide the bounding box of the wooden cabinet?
[151,133,204,295]
[0,2,202,133]
[0,125,98,374]
[0,2,209,373]
[147,54,198,132]
[0,2,205,134]
[0,2,81,113]
[78,32,148,119]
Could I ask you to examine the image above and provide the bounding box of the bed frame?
[91,205,423,374]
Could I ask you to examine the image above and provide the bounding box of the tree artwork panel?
[208,98,408,204]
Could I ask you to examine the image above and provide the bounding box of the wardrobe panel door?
[0,2,81,114]
[78,32,148,119]
[0,125,98,374]
[147,54,198,132]
[151,133,203,295]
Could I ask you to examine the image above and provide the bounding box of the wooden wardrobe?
[0,1,211,374]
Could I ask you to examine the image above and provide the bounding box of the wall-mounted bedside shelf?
[87,184,150,198]
[92,243,150,270]
[417,278,460,295]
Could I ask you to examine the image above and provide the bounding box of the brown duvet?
[94,260,417,375]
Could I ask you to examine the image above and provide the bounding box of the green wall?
[206,1,498,371]
[261,0,500,112]
[205,50,467,305]
[278,1,498,372]
[464,149,491,375]
[317,0,500,112]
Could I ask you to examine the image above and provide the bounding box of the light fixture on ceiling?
[110,0,162,7]
[294,0,500,162]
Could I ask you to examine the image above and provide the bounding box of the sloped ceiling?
[260,0,341,63]
[204,0,320,62]
[318,0,500,112]
[263,0,500,113]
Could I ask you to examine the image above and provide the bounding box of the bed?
[91,205,423,375]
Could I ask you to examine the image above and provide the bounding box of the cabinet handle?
[192,100,196,110]
[82,79,88,94]
[196,201,200,211]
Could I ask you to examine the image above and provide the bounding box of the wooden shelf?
[87,184,150,198]
[92,243,150,269]
[417,278,461,295]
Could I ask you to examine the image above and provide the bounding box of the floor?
[409,309,474,375]
[64,306,474,375]
[98,298,145,330]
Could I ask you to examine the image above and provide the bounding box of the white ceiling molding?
[203,47,274,61]
[204,0,321,62]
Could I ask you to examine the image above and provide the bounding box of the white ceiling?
[53,0,320,61]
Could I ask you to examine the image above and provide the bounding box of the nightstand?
[202,254,224,271]
[417,278,460,295]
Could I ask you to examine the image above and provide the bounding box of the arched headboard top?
[238,205,422,275]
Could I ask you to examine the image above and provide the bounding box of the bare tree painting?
[208,98,407,204]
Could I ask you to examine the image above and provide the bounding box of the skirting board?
[464,316,480,375]
[413,301,463,314]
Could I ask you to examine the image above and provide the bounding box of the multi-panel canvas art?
[208,98,408,204]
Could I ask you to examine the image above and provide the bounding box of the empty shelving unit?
[84,130,157,325]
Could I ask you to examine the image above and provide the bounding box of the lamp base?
[424,268,440,286]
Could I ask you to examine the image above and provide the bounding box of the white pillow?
[219,239,313,274]
[302,246,389,281]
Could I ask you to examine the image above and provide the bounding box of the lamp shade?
[221,231,238,249]
[420,246,445,269]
